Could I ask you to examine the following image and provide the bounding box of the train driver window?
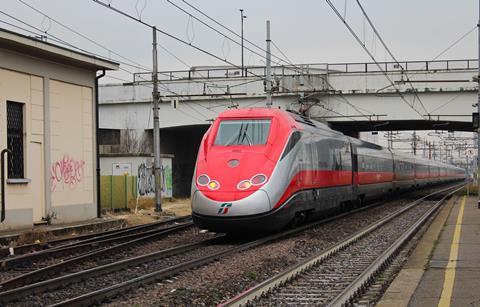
[214,119,271,146]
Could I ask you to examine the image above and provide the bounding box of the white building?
[0,28,118,229]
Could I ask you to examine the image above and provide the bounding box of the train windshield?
[214,119,271,146]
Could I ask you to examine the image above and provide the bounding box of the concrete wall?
[0,48,97,229]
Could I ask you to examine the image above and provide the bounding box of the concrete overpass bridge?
[100,58,477,134]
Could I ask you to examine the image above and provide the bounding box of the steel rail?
[220,182,465,306]
[50,183,463,307]
[0,220,193,269]
[328,185,464,306]
[0,215,192,258]
[0,235,226,305]
[0,222,193,290]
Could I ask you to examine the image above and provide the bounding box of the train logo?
[218,203,233,214]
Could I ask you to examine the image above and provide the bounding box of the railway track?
[0,184,462,306]
[0,215,192,259]
[221,183,464,306]
[0,217,197,287]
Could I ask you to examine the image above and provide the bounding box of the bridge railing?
[134,64,329,82]
[326,59,478,74]
[133,59,478,82]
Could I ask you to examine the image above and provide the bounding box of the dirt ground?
[0,199,192,247]
[105,198,192,226]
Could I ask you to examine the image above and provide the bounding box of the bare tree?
[122,118,148,154]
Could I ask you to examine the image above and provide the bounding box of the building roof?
[0,28,119,71]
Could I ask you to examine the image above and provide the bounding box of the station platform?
[378,194,480,307]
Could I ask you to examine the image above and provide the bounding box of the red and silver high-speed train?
[191,108,465,232]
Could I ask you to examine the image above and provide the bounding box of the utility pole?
[240,9,246,77]
[477,0,480,208]
[266,20,272,107]
[412,131,417,155]
[152,26,162,212]
[387,131,392,149]
[467,154,470,196]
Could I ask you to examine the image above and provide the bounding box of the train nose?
[192,189,271,216]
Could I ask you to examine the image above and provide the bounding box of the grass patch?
[461,183,478,196]
[246,271,258,280]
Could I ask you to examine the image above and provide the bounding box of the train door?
[297,136,308,188]
[310,136,319,187]
[350,143,358,198]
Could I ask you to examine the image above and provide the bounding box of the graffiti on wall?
[50,154,85,192]
[137,163,155,197]
[161,159,173,198]
[136,158,173,198]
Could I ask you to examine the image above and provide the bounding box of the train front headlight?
[237,174,268,190]
[237,180,252,190]
[251,174,268,185]
[208,180,220,190]
[197,174,210,186]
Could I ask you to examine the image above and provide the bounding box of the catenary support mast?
[477,0,480,208]
[266,20,272,107]
[152,26,162,212]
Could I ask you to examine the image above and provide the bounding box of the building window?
[7,101,24,179]
[98,129,120,145]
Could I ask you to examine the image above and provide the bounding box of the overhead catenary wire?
[0,10,182,90]
[16,0,151,71]
[0,18,44,38]
[12,0,234,96]
[270,38,375,118]
[14,0,235,92]
[271,39,374,119]
[93,0,323,101]
[324,0,426,119]
[179,0,327,78]
[93,0,261,77]
[165,0,309,74]
[354,0,429,115]
[0,9,153,73]
[404,26,477,82]
[430,26,477,62]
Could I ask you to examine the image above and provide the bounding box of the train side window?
[341,143,352,170]
[280,131,302,160]
[334,148,342,170]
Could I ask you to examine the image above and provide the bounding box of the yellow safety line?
[438,196,465,307]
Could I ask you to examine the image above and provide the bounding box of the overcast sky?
[1,0,478,82]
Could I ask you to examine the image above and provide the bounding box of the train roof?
[217,107,342,134]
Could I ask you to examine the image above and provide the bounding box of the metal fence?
[100,175,137,210]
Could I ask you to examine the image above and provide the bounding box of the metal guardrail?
[133,59,478,82]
